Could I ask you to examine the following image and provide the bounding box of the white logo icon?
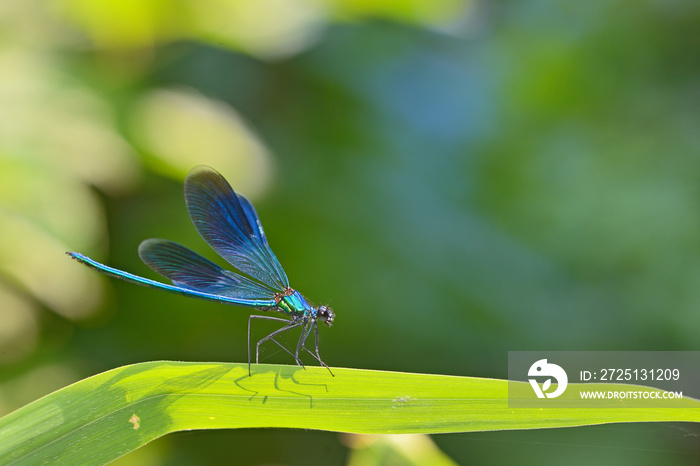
[528,359,568,398]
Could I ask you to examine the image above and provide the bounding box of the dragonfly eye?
[317,305,334,327]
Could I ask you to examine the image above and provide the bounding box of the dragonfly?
[68,166,334,376]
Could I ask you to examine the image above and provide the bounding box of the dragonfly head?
[317,305,334,327]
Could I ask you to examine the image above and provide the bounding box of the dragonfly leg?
[257,322,306,367]
[248,315,304,376]
[295,323,314,361]
[293,324,316,371]
[301,323,334,376]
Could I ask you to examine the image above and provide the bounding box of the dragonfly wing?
[237,193,270,245]
[138,239,278,301]
[184,166,289,290]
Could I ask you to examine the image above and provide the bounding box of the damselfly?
[68,166,334,375]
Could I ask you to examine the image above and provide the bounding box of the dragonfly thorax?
[275,288,312,317]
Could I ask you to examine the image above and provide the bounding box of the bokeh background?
[1,0,700,464]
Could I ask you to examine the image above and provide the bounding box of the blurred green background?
[1,0,700,464]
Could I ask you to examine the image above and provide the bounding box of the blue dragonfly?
[68,166,334,376]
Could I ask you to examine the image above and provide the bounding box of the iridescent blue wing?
[67,251,277,307]
[237,193,270,245]
[138,239,278,301]
[185,166,289,290]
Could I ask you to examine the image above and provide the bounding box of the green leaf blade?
[1,361,698,465]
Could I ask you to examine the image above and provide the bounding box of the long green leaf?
[1,362,698,465]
